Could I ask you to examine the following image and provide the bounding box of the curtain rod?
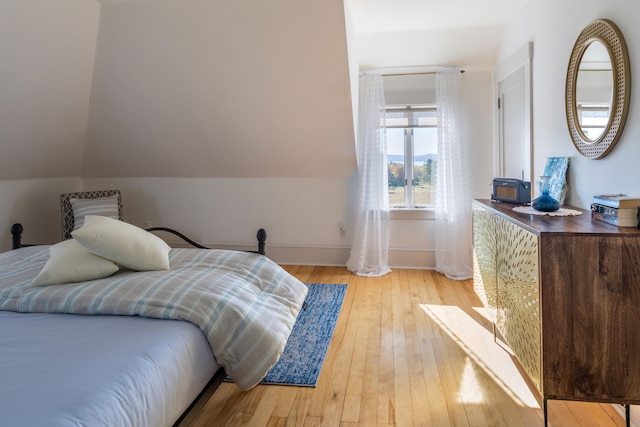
[382,70,465,76]
[361,67,465,77]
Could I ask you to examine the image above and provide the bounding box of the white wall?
[83,0,492,269]
[498,0,640,209]
[344,0,360,147]
[79,70,493,269]
[0,0,98,250]
[0,178,83,252]
[0,0,360,264]
[83,177,356,265]
[0,0,494,270]
[462,70,496,201]
[0,73,494,268]
[498,0,640,423]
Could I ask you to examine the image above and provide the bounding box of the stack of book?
[591,194,640,227]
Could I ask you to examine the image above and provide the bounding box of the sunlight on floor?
[421,304,539,409]
[458,358,484,404]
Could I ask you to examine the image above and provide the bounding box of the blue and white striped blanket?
[0,246,308,390]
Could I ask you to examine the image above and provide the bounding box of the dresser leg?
[625,404,630,427]
[543,398,548,427]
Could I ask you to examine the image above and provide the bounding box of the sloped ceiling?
[0,0,100,180]
[0,0,527,180]
[84,0,356,178]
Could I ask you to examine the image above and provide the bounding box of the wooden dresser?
[472,199,640,423]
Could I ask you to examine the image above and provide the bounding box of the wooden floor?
[185,266,626,427]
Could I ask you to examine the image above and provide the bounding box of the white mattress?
[0,311,219,427]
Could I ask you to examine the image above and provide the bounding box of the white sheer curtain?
[434,68,473,280]
[346,74,391,277]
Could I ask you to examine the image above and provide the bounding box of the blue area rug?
[226,283,347,387]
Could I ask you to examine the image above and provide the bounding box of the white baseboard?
[268,245,435,269]
[167,240,435,269]
[264,245,351,266]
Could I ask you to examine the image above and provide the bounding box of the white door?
[496,43,533,184]
[499,68,526,180]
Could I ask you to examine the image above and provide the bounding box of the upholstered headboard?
[60,190,123,240]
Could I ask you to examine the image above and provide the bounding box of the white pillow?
[70,195,120,230]
[72,215,171,271]
[32,239,119,286]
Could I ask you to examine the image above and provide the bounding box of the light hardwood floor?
[185,266,626,426]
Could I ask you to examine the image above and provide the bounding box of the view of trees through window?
[385,106,437,208]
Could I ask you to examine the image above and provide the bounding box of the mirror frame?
[566,19,630,159]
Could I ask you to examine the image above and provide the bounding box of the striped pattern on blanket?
[0,246,308,390]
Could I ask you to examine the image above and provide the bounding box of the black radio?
[492,178,531,204]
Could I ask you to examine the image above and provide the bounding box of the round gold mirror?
[566,19,630,159]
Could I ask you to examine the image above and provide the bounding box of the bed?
[1,218,308,426]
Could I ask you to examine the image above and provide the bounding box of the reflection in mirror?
[575,41,613,142]
[566,19,630,159]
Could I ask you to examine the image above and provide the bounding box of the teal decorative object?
[543,157,569,204]
[532,176,560,212]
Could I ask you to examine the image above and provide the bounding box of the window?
[577,103,609,140]
[385,106,437,208]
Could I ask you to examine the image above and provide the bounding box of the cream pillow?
[72,215,171,271]
[32,239,119,286]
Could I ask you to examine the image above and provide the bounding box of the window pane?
[384,106,438,209]
[417,109,437,127]
[387,128,405,207]
[413,127,437,206]
[578,105,609,140]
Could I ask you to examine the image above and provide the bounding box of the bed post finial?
[11,223,23,250]
[257,229,267,255]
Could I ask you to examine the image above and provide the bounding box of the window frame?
[385,105,437,210]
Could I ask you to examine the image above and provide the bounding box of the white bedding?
[0,311,218,427]
[0,246,308,390]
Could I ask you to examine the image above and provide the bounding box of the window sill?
[390,208,435,220]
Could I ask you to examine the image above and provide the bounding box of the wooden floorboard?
[185,267,626,427]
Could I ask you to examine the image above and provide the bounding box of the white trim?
[496,42,533,82]
[162,240,436,269]
[270,246,436,270]
[390,208,435,220]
